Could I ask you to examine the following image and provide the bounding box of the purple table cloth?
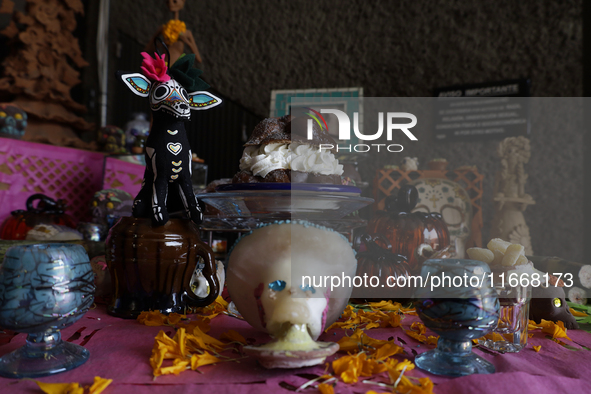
[0,304,589,393]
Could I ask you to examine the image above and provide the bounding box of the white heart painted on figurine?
[167,143,182,155]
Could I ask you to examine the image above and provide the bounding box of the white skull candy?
[227,221,357,368]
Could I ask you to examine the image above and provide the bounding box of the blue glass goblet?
[414,259,499,376]
[0,244,95,378]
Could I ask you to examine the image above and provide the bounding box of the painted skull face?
[0,104,27,139]
[227,222,357,340]
[530,285,579,330]
[167,0,186,12]
[90,189,134,228]
[150,79,191,119]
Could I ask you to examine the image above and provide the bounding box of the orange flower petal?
[220,329,247,344]
[88,377,113,394]
[410,321,427,335]
[570,308,588,317]
[533,345,542,352]
[36,382,84,394]
[374,342,403,360]
[137,310,167,326]
[167,313,187,325]
[190,351,221,370]
[159,359,189,376]
[318,382,334,394]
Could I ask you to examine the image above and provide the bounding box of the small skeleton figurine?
[494,136,531,199]
[145,0,202,66]
[491,136,535,254]
[119,44,221,226]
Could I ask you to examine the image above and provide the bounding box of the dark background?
[56,1,591,262]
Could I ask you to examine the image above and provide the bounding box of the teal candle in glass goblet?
[0,243,95,378]
[413,259,499,377]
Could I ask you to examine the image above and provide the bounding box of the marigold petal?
[138,311,167,326]
[367,300,403,311]
[220,329,247,344]
[159,359,189,376]
[317,382,334,394]
[36,382,83,394]
[177,317,211,333]
[173,328,187,357]
[167,313,186,325]
[374,342,404,360]
[88,377,113,394]
[570,308,588,317]
[190,351,221,370]
[410,321,427,335]
[405,330,427,343]
[533,345,542,352]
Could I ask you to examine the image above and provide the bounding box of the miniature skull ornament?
[227,221,357,368]
[90,189,134,229]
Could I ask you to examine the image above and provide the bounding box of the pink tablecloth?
[0,305,590,394]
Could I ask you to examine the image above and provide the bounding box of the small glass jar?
[479,264,532,353]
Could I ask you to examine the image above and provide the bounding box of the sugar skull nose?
[180,103,188,110]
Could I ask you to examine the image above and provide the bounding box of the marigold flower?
[333,354,365,384]
[162,19,187,44]
[140,52,170,82]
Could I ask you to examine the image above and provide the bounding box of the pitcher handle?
[182,243,220,308]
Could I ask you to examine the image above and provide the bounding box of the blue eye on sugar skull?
[300,284,316,294]
[268,280,286,292]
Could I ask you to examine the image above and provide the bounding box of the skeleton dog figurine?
[120,51,221,226]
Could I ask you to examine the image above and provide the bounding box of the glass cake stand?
[196,183,374,236]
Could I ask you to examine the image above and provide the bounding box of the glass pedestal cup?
[478,263,532,353]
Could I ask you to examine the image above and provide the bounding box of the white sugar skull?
[227,221,357,367]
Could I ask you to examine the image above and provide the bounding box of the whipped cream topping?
[239,143,343,178]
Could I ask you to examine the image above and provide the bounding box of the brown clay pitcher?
[106,217,219,318]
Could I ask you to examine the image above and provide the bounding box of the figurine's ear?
[119,72,151,97]
[187,91,222,110]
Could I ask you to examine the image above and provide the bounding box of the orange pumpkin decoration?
[352,233,413,302]
[0,194,77,240]
[367,185,450,273]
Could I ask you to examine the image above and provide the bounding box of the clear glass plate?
[197,190,373,221]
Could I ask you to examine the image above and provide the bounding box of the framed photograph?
[270,88,363,147]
